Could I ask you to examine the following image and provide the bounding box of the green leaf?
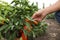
[4,25,11,33]
[32,31,36,38]
[0,16,5,21]
[25,22,31,30]
[0,24,8,32]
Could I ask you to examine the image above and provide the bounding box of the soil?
[35,19,60,40]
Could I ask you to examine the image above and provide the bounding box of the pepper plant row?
[0,0,47,40]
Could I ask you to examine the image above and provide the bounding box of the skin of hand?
[32,9,48,22]
[32,0,60,22]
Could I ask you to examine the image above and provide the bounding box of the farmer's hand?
[32,0,60,22]
[32,9,48,22]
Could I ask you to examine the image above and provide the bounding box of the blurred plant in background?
[46,13,55,19]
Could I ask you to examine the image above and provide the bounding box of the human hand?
[32,9,48,22]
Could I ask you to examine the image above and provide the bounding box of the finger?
[32,13,37,19]
[33,14,44,22]
[32,13,41,19]
[32,11,38,18]
[34,18,42,22]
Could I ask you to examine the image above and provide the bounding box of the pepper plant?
[0,0,47,40]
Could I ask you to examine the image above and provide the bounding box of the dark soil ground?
[35,19,60,40]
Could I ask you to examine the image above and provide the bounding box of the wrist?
[43,9,49,15]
